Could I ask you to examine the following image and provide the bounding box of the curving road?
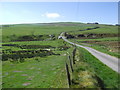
[60,33,120,73]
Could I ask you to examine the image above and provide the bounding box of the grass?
[2,51,68,88]
[2,40,64,47]
[2,24,83,36]
[2,22,119,88]
[67,47,119,88]
[69,37,120,58]
[2,40,64,51]
[0,61,2,89]
[72,25,118,34]
[78,47,119,88]
[72,37,118,42]
[2,37,74,88]
[70,49,99,88]
[89,44,120,58]
[2,23,97,42]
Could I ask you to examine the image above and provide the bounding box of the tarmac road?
[61,35,120,73]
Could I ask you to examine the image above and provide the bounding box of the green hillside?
[2,22,119,88]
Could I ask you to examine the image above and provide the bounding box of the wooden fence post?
[68,56,73,72]
[65,63,71,87]
[72,48,76,64]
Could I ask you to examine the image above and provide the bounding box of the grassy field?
[2,22,99,42]
[2,23,74,88]
[2,22,119,88]
[69,37,119,58]
[70,24,118,34]
[3,55,68,88]
[2,39,74,88]
[67,24,119,58]
[71,37,118,41]
[2,23,118,36]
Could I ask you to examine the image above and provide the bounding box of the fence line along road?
[60,34,120,73]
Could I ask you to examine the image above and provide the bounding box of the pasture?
[2,22,120,88]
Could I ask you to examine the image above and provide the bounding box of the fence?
[65,48,76,87]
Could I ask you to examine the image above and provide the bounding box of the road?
[60,34,120,73]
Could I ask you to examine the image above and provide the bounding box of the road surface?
[60,34,120,73]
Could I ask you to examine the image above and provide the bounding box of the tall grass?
[78,47,119,88]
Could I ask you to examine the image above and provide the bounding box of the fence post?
[68,56,73,72]
[72,48,76,64]
[65,63,71,87]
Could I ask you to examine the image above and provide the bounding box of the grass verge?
[78,47,119,88]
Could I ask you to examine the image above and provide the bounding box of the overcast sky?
[0,2,118,25]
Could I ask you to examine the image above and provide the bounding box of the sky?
[0,2,118,25]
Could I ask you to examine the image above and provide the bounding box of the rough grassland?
[2,47,74,88]
[2,22,119,88]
